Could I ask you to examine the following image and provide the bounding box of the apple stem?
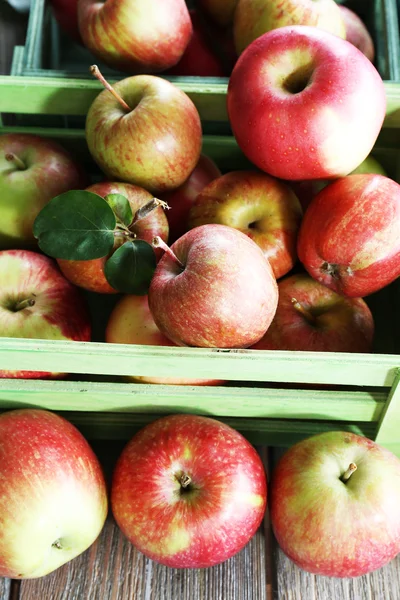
[90,65,131,112]
[5,152,26,170]
[14,296,36,312]
[132,199,170,225]
[179,473,192,488]
[291,297,316,325]
[152,236,184,268]
[341,462,357,482]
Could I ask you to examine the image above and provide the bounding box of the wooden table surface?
[1,2,400,598]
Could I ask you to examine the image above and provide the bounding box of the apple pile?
[1,407,400,578]
[48,0,377,81]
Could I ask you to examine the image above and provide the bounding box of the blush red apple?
[111,414,267,568]
[0,250,91,379]
[227,26,386,181]
[148,224,278,348]
[188,170,302,279]
[251,273,374,353]
[297,174,400,298]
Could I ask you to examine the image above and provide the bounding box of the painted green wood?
[0,75,229,122]
[0,338,399,386]
[1,76,400,126]
[0,379,386,422]
[48,411,377,446]
[375,369,400,450]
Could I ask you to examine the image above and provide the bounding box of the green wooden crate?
[10,0,400,82]
[0,76,399,455]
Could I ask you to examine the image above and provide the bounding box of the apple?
[160,154,221,244]
[0,249,91,379]
[0,133,87,249]
[86,71,202,194]
[106,294,223,385]
[270,431,400,577]
[148,224,278,348]
[297,174,400,298]
[56,181,169,294]
[339,5,374,62]
[251,273,374,352]
[227,26,386,181]
[0,408,107,579]
[111,413,267,568]
[166,9,226,77]
[49,0,81,44]
[77,0,192,73]
[233,0,345,55]
[290,154,387,211]
[188,170,303,279]
[197,0,239,27]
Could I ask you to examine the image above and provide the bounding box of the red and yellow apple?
[0,409,107,578]
[227,26,386,181]
[0,133,87,249]
[148,224,278,348]
[111,414,267,568]
[188,170,302,279]
[339,5,374,62]
[234,0,345,55]
[270,431,400,577]
[297,174,400,298]
[0,250,91,379]
[251,273,374,353]
[78,0,192,73]
[86,74,202,194]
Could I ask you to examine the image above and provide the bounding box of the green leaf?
[33,191,116,260]
[104,240,156,294]
[105,194,133,227]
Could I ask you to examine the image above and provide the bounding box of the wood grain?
[274,542,400,600]
[18,516,268,600]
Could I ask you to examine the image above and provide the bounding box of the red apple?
[49,0,81,43]
[166,9,226,77]
[57,181,169,294]
[227,26,386,181]
[0,249,91,379]
[161,154,221,244]
[234,0,345,55]
[78,0,192,73]
[148,224,278,348]
[188,170,303,279]
[86,73,202,194]
[270,431,400,577]
[111,414,267,568]
[0,133,88,249]
[297,174,400,298]
[106,294,223,385]
[251,273,374,352]
[0,409,108,579]
[340,5,374,62]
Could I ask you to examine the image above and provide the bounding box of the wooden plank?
[375,369,400,453]
[0,338,399,387]
[1,76,400,127]
[0,579,11,599]
[274,541,400,600]
[0,379,386,423]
